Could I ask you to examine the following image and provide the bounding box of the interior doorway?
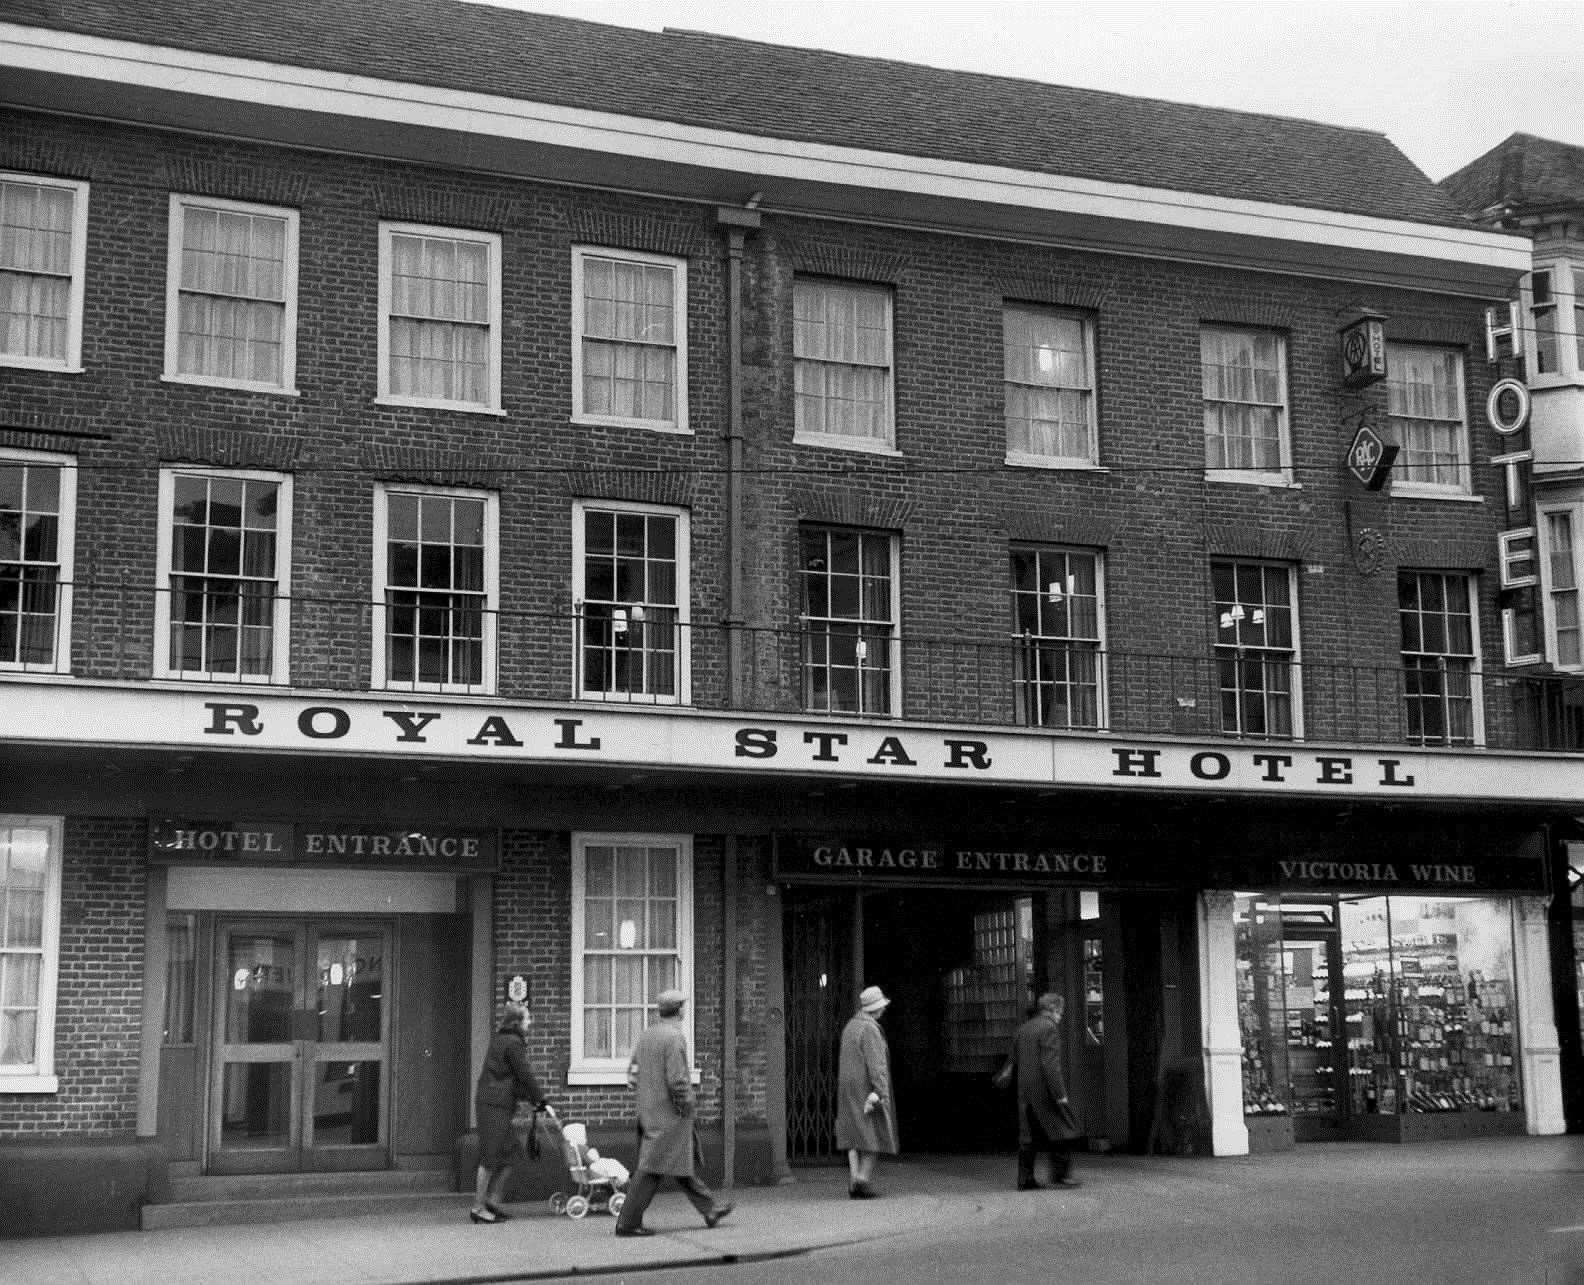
[208,919,391,1174]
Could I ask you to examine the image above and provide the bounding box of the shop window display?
[1235,894,1522,1134]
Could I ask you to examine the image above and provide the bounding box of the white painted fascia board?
[0,23,1531,274]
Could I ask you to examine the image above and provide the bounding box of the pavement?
[5,1136,1584,1285]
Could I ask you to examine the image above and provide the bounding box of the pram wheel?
[565,1194,590,1219]
[609,1192,626,1217]
[548,1192,566,1214]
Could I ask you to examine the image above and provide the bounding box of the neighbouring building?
[1443,133,1584,1134]
[0,0,1574,1237]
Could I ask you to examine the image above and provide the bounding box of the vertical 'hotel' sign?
[1338,310,1387,389]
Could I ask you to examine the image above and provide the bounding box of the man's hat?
[859,985,890,1014]
[656,988,686,1015]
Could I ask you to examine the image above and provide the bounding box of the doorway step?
[141,1169,458,1230]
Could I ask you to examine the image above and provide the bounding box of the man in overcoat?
[1009,991,1083,1190]
[835,984,897,1198]
[612,989,733,1237]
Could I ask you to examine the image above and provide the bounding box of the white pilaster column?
[1199,889,1249,1156]
[1514,895,1566,1135]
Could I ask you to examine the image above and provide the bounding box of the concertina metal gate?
[783,890,854,1164]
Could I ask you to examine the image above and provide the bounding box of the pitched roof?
[3,0,1471,228]
[1441,132,1584,218]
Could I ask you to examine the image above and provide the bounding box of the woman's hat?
[859,985,890,1014]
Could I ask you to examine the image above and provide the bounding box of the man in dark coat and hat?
[1008,991,1083,1191]
[612,989,733,1237]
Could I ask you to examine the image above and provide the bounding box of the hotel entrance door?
[208,920,391,1173]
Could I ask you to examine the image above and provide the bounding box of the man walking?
[613,988,733,1237]
[1008,991,1082,1191]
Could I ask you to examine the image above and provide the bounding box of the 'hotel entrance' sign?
[149,819,498,871]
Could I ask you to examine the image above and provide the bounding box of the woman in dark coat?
[835,985,897,1198]
[1008,991,1082,1190]
[471,1001,550,1223]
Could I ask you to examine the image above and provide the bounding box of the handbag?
[991,1058,1014,1093]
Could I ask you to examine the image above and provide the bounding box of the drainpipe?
[717,204,759,1190]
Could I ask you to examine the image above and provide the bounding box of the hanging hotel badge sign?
[1347,423,1398,491]
[1486,377,1530,436]
[1338,312,1388,388]
[506,975,530,1005]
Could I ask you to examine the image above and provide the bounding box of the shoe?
[469,1208,500,1224]
[704,1201,734,1229]
[484,1203,513,1220]
[614,1225,654,1238]
[1050,1178,1083,1189]
[849,1182,877,1200]
[1017,1180,1044,1191]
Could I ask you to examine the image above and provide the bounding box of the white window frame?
[1539,503,1584,672]
[1008,544,1108,729]
[163,194,299,394]
[1528,268,1562,380]
[571,246,688,433]
[1200,325,1292,487]
[571,500,690,705]
[0,173,89,374]
[377,221,502,413]
[0,815,63,1093]
[371,482,499,695]
[1211,558,1304,741]
[798,524,901,717]
[1398,569,1484,746]
[793,278,897,455]
[0,448,77,674]
[154,466,293,683]
[1386,343,1472,498]
[568,832,694,1086]
[1003,305,1099,469]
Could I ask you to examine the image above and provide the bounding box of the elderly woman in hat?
[470,1000,551,1224]
[836,985,897,1198]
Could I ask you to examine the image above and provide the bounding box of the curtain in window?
[1547,512,1581,667]
[581,844,680,1061]
[0,823,48,1067]
[581,257,677,420]
[0,181,74,360]
[177,207,286,385]
[1005,309,1093,460]
[1202,329,1284,471]
[389,235,489,403]
[1388,347,1464,488]
[794,281,889,441]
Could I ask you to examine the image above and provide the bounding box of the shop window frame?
[0,815,63,1093]
[568,832,695,1087]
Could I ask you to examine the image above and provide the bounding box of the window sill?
[1,359,82,375]
[792,433,901,457]
[576,692,689,707]
[1389,487,1483,503]
[161,374,300,396]
[1005,454,1106,472]
[567,1067,701,1088]
[374,396,506,417]
[0,1074,58,1094]
[1204,469,1300,489]
[571,414,691,435]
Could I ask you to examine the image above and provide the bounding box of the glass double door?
[209,920,391,1173]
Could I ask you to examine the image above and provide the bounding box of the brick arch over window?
[161,158,310,207]
[1000,512,1118,547]
[1203,523,1316,561]
[564,469,695,508]
[373,183,520,232]
[781,239,907,284]
[1391,538,1487,570]
[155,426,302,471]
[789,489,914,529]
[994,276,1108,313]
[567,211,707,259]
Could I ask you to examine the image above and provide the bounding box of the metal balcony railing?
[10,580,1584,753]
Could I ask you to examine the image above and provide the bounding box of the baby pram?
[546,1119,629,1219]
